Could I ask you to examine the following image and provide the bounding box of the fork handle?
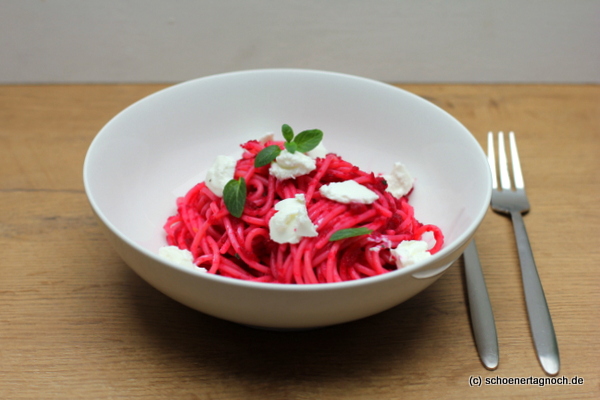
[510,211,560,375]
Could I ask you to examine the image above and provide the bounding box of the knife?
[464,239,499,370]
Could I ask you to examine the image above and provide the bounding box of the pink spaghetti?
[164,139,443,284]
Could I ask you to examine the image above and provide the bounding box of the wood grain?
[1,84,598,399]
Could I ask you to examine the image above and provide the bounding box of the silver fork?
[488,131,560,375]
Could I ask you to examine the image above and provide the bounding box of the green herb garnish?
[293,129,323,153]
[253,124,324,167]
[254,145,282,168]
[282,123,294,142]
[329,228,373,241]
[284,141,298,153]
[223,177,246,218]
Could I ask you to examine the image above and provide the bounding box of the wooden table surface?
[1,83,598,399]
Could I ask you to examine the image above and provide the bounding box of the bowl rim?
[83,68,492,292]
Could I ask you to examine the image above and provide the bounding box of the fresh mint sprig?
[253,124,323,167]
[223,177,246,218]
[329,227,373,242]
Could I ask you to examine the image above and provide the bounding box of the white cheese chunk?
[390,240,431,268]
[159,246,207,272]
[306,141,328,159]
[205,155,236,197]
[269,194,318,244]
[319,180,378,204]
[384,162,414,198]
[269,150,316,180]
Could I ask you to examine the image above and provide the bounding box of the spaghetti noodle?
[163,137,443,284]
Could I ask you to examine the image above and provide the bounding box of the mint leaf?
[282,124,294,142]
[294,129,323,153]
[254,145,281,167]
[255,125,323,166]
[329,227,373,241]
[284,141,298,154]
[223,177,246,218]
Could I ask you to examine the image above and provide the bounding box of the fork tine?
[509,132,525,189]
[498,132,512,190]
[487,132,498,189]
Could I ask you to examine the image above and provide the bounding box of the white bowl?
[83,69,491,329]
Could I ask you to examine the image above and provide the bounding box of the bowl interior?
[84,69,490,278]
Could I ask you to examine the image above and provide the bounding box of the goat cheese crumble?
[205,155,236,197]
[319,180,379,204]
[384,162,414,198]
[159,246,207,272]
[269,149,317,180]
[390,240,431,268]
[268,194,318,244]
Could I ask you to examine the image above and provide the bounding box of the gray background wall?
[1,0,599,84]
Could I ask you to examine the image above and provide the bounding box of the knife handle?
[464,240,499,370]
